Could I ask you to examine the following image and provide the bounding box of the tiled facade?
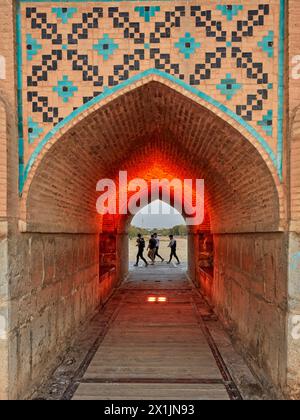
[17,0,285,191]
[1,0,300,401]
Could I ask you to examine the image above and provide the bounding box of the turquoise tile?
[216,5,243,21]
[217,73,242,100]
[258,31,274,58]
[52,7,77,23]
[53,75,78,103]
[175,33,200,59]
[135,6,160,22]
[28,117,43,144]
[258,110,273,136]
[26,34,42,61]
[93,34,119,60]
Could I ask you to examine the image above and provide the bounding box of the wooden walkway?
[72,265,242,400]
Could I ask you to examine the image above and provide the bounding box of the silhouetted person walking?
[167,235,180,265]
[148,234,157,265]
[154,233,164,262]
[134,234,148,267]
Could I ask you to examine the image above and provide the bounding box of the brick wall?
[289,0,300,232]
[0,0,16,121]
[0,0,17,226]
[23,83,282,236]
[0,0,18,218]
[0,102,7,219]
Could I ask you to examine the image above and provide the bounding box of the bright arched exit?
[129,200,187,269]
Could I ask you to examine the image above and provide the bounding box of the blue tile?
[52,7,77,24]
[175,33,200,59]
[258,31,274,58]
[28,117,43,144]
[93,34,119,60]
[216,5,243,21]
[258,110,273,136]
[26,34,42,61]
[135,6,160,22]
[53,75,78,103]
[217,73,242,100]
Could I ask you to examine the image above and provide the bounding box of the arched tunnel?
[11,80,288,399]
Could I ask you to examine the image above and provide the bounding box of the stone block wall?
[287,232,300,398]
[0,234,8,400]
[0,102,7,220]
[204,233,288,396]
[7,232,100,399]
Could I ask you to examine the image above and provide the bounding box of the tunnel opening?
[129,199,188,270]
[16,79,287,399]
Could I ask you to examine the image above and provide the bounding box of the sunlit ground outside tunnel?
[129,200,188,267]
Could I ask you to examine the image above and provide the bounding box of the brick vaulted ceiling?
[25,82,280,234]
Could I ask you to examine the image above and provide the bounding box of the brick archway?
[14,78,289,398]
[0,91,17,221]
[19,76,285,232]
[2,0,300,401]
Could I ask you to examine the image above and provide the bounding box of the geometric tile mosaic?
[16,0,285,190]
[27,117,43,144]
[217,73,242,100]
[93,34,119,61]
[53,75,78,103]
[175,32,201,59]
[258,110,273,136]
[258,31,274,58]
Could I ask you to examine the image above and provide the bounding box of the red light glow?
[100,148,211,233]
[147,296,167,303]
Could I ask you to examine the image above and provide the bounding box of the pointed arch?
[20,71,281,194]
[19,77,285,234]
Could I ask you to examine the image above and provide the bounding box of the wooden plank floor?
[73,265,234,400]
[73,383,229,400]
